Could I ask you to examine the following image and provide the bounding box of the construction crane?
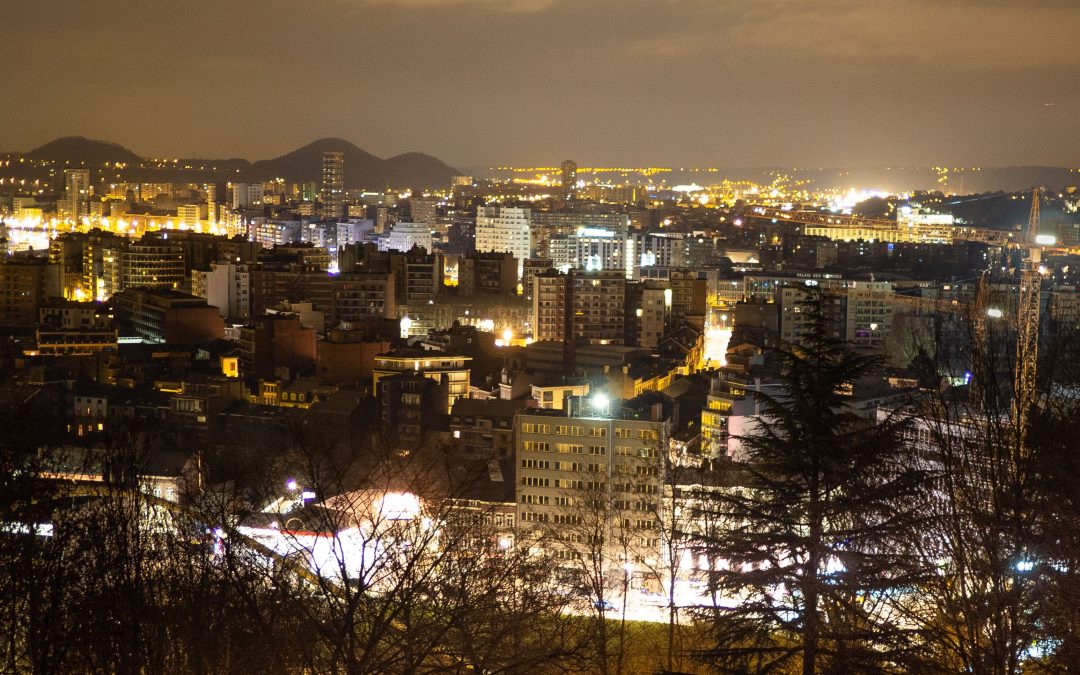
[1013,187,1042,452]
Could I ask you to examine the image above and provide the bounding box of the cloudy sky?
[3,0,1079,167]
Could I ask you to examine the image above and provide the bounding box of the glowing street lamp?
[592,393,610,416]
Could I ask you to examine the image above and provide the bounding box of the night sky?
[3,0,1079,167]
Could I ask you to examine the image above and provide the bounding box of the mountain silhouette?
[250,138,459,188]
[8,136,459,188]
[26,136,142,164]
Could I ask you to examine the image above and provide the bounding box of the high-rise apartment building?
[205,183,218,225]
[532,269,628,344]
[62,169,91,223]
[125,237,186,290]
[533,270,573,343]
[390,248,443,305]
[321,151,345,220]
[95,235,185,298]
[560,159,577,201]
[79,230,123,300]
[475,206,531,280]
[573,270,627,344]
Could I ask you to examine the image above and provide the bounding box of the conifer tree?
[692,289,931,673]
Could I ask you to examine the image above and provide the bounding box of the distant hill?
[3,136,459,189]
[937,190,1078,231]
[384,152,462,189]
[25,136,142,164]
[250,138,459,189]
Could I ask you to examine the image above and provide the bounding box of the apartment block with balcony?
[372,351,472,414]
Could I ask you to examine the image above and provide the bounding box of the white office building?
[231,183,264,209]
[476,206,531,279]
[380,221,433,253]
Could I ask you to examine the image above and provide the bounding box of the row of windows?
[614,446,659,458]
[613,482,659,495]
[521,423,659,441]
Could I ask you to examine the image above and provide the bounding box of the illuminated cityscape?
[3,0,1080,672]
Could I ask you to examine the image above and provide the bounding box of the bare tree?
[897,301,1080,673]
[255,420,579,673]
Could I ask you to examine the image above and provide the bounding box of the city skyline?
[4,2,1080,671]
[3,0,1080,168]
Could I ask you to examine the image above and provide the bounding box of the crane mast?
[1014,188,1042,451]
